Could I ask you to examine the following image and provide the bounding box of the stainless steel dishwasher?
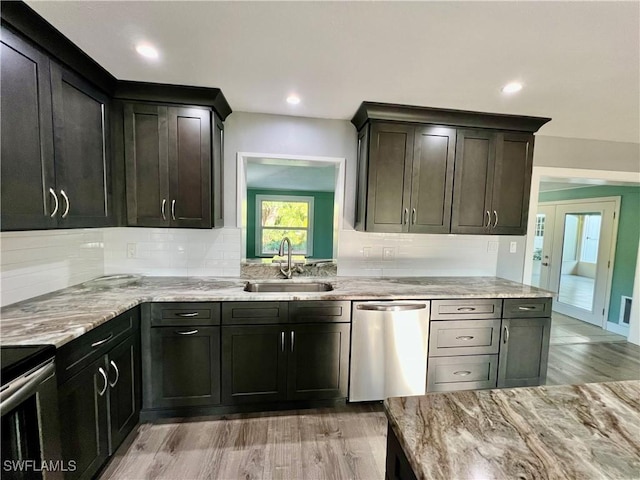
[349,301,430,402]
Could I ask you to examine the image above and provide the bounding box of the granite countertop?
[0,275,551,348]
[384,381,640,480]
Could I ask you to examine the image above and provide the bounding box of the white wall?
[223,111,357,227]
[103,227,241,277]
[0,230,104,306]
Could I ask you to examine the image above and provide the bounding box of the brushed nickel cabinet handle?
[171,199,176,221]
[176,329,198,335]
[504,326,509,344]
[485,210,491,228]
[412,208,416,224]
[97,367,108,396]
[281,331,285,352]
[518,306,537,311]
[455,336,474,340]
[453,371,472,376]
[91,334,113,348]
[176,312,199,317]
[161,199,167,221]
[404,208,409,225]
[457,307,476,312]
[291,331,295,353]
[108,360,119,388]
[60,190,70,218]
[493,210,498,229]
[49,188,59,217]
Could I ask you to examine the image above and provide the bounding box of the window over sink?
[255,194,314,256]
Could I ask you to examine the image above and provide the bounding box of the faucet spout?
[278,237,293,279]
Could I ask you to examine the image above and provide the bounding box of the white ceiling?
[27,1,639,143]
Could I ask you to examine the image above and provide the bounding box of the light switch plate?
[383,247,395,260]
[127,243,137,259]
[363,247,371,258]
[509,241,518,253]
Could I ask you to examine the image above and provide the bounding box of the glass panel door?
[531,205,555,289]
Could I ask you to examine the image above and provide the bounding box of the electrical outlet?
[126,243,137,259]
[487,241,499,254]
[509,241,518,253]
[363,247,371,258]
[383,247,395,260]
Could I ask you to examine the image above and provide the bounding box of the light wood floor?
[101,341,640,480]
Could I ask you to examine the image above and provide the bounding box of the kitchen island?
[384,380,640,479]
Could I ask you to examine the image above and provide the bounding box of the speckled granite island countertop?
[384,381,640,480]
[0,275,551,348]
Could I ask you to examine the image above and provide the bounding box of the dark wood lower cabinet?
[498,317,551,388]
[58,356,109,480]
[221,325,287,405]
[107,335,140,453]
[385,423,418,480]
[148,326,221,408]
[221,323,350,406]
[58,330,140,480]
[287,323,350,401]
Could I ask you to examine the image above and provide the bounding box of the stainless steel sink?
[243,282,333,293]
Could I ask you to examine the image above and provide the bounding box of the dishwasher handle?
[356,303,427,312]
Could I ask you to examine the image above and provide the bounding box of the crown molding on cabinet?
[351,101,551,133]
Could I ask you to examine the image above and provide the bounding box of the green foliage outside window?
[258,198,313,255]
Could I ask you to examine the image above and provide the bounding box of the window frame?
[255,194,314,257]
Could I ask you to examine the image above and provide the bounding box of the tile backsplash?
[1,229,105,306]
[337,230,499,277]
[103,227,242,277]
[1,226,500,307]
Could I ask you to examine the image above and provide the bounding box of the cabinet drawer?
[430,299,501,320]
[289,301,351,323]
[503,298,552,318]
[428,319,501,357]
[57,308,138,384]
[150,302,220,326]
[222,302,288,325]
[426,355,497,393]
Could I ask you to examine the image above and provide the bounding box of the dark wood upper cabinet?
[50,63,111,228]
[1,27,112,231]
[357,122,456,233]
[124,103,217,229]
[212,115,225,228]
[352,102,550,235]
[410,126,456,233]
[451,129,496,234]
[0,27,55,230]
[124,103,170,227]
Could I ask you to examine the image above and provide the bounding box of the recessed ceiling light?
[286,94,301,105]
[501,82,523,94]
[135,43,159,59]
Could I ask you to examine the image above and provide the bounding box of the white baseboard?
[606,321,629,336]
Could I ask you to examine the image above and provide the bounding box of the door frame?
[537,197,620,327]
[531,204,556,290]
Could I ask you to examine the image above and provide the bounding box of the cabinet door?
[0,27,56,230]
[149,326,221,408]
[107,335,140,454]
[366,122,413,232]
[287,323,350,401]
[497,317,551,388]
[451,129,496,234]
[221,325,287,405]
[490,133,534,235]
[167,107,212,228]
[58,357,109,480]
[212,114,224,228]
[354,125,369,231]
[123,103,170,227]
[409,126,456,233]
[50,63,111,228]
